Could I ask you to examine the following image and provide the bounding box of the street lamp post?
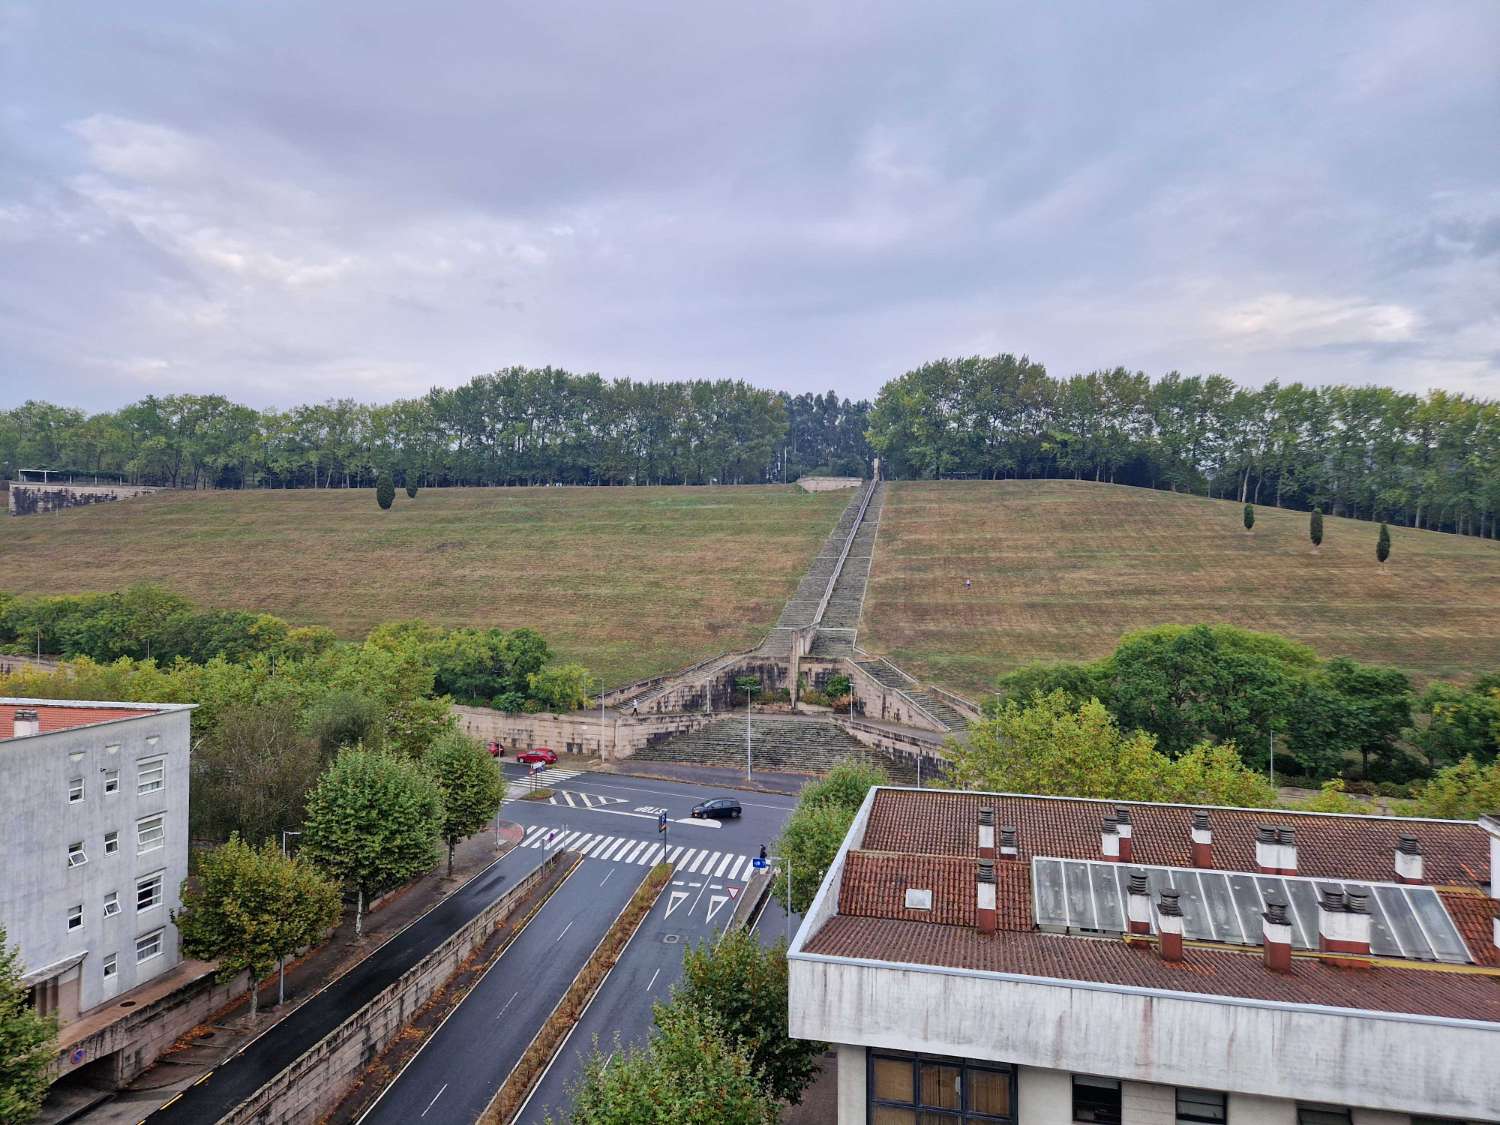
[278,830,302,1008]
[745,683,757,783]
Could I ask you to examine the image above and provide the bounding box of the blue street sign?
[752,857,768,870]
[658,811,669,832]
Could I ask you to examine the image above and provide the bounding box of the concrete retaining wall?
[221,853,561,1125]
[452,705,718,761]
[843,659,947,734]
[8,481,158,515]
[796,477,863,492]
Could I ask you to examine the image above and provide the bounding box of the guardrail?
[810,481,876,628]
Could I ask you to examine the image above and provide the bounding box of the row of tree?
[995,624,1500,785]
[869,356,1500,536]
[0,379,873,490]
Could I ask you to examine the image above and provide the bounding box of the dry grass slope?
[861,480,1500,697]
[0,485,849,688]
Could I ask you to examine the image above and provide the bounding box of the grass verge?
[477,862,673,1124]
[520,788,554,802]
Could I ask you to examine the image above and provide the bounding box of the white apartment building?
[1,698,194,1025]
[788,787,1500,1125]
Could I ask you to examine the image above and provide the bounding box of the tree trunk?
[447,840,455,878]
[355,887,364,939]
[249,975,259,1019]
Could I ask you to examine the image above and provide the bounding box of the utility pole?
[1269,729,1276,791]
[277,830,302,1007]
[745,682,757,783]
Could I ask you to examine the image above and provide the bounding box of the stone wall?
[452,705,721,761]
[796,476,863,492]
[221,853,560,1125]
[9,481,158,515]
[842,659,948,733]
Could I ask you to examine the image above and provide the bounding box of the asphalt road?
[358,856,645,1125]
[506,764,801,1124]
[146,846,551,1125]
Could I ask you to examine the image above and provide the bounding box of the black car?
[690,797,742,820]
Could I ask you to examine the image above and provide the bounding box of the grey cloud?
[1,1,1498,410]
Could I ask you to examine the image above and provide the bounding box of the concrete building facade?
[789,787,1500,1125]
[1,699,194,1025]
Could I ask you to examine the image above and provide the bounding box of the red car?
[516,747,558,765]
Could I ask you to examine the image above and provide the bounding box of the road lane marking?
[706,895,731,924]
[727,856,746,881]
[714,854,733,878]
[677,848,698,871]
[666,846,683,863]
[495,990,519,1020]
[421,1083,448,1117]
[599,869,614,886]
[559,920,573,941]
[665,891,689,918]
[646,968,661,992]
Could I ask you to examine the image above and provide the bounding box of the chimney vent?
[1155,889,1184,962]
[978,806,996,860]
[1395,835,1424,884]
[1318,885,1371,968]
[1276,827,1298,875]
[11,709,40,738]
[1190,810,1213,868]
[1262,898,1293,973]
[1101,817,1121,862]
[1126,871,1152,935]
[977,858,997,934]
[999,826,1019,860]
[1114,806,1134,862]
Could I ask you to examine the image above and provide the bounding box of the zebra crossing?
[516,825,755,882]
[502,768,583,801]
[546,790,627,809]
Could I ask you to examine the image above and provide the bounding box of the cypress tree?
[376,472,395,510]
[1377,522,1391,567]
[1309,507,1323,553]
[1243,503,1254,534]
[405,479,419,499]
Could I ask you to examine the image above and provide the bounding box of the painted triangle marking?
[706,895,730,924]
[665,891,690,919]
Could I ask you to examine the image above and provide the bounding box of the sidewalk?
[45,824,525,1125]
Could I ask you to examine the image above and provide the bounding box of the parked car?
[691,797,742,820]
[516,747,558,765]
[487,740,503,757]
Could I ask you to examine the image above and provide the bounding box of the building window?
[135,929,163,964]
[1297,1107,1352,1125]
[1073,1076,1122,1125]
[68,776,84,802]
[868,1051,1016,1123]
[137,757,165,796]
[103,954,117,979]
[136,871,164,912]
[104,830,119,855]
[67,904,83,931]
[67,841,88,868]
[103,891,120,918]
[103,768,120,794]
[137,814,164,854]
[1177,1089,1227,1125]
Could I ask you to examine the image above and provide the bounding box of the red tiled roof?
[1,704,158,740]
[861,789,1490,889]
[841,852,1033,931]
[1444,892,1500,968]
[802,915,1500,1023]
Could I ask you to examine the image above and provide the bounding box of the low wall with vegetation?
[220,852,562,1125]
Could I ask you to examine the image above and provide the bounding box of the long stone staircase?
[853,657,972,732]
[632,715,916,782]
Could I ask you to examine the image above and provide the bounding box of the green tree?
[675,929,823,1104]
[771,760,886,914]
[950,692,1277,807]
[424,732,506,876]
[190,700,324,846]
[375,472,395,510]
[1243,502,1254,533]
[174,835,341,1017]
[1377,521,1391,567]
[560,1003,778,1124]
[1408,756,1500,819]
[404,479,418,499]
[1294,779,1368,814]
[1407,677,1500,771]
[992,660,1107,711]
[734,674,761,706]
[0,926,55,1123]
[1309,507,1323,552]
[526,663,597,712]
[301,746,444,936]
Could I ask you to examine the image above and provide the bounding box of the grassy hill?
[861,480,1500,698]
[0,485,849,688]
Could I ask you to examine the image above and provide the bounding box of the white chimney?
[1254,826,1277,873]
[1114,806,1134,863]
[999,825,1019,861]
[1395,835,1424,884]
[11,709,40,738]
[978,806,996,861]
[977,859,997,935]
[1317,886,1371,968]
[1101,817,1120,862]
[1126,871,1152,935]
[1190,810,1213,868]
[1277,827,1298,876]
[1155,889,1184,962]
[1479,814,1500,900]
[1262,899,1293,973]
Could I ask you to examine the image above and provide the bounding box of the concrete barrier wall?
[8,481,158,515]
[221,853,561,1125]
[842,660,947,734]
[796,476,863,492]
[452,705,717,761]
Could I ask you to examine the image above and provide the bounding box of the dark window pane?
[1298,1107,1352,1125]
[1074,1076,1122,1125]
[968,1068,1012,1117]
[919,1063,961,1110]
[874,1057,915,1105]
[1177,1088,1227,1125]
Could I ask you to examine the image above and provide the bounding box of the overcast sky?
[3,2,1498,411]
